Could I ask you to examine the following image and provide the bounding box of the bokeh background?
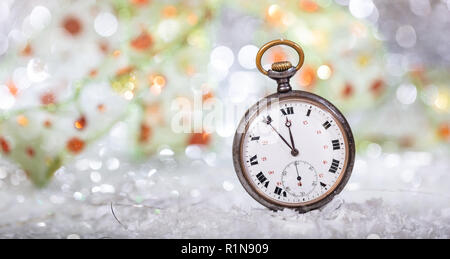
[0,0,449,238]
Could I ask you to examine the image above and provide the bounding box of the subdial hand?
[294,162,302,186]
[285,117,299,156]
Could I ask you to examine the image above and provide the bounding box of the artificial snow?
[0,145,449,238]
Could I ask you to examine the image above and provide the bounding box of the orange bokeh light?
[16,115,29,127]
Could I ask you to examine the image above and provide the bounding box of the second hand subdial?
[281,160,318,198]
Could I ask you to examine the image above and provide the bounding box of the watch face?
[235,92,353,209]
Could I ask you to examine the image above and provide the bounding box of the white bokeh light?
[185,145,203,159]
[90,171,102,183]
[73,192,83,201]
[238,44,258,69]
[89,160,102,170]
[396,83,417,105]
[210,46,234,71]
[160,148,175,156]
[27,58,49,82]
[367,143,382,158]
[349,0,375,19]
[29,6,52,31]
[222,181,234,191]
[106,158,120,171]
[395,25,417,48]
[317,65,331,80]
[0,86,15,110]
[157,19,180,42]
[94,12,118,37]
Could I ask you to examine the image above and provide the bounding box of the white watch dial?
[241,98,348,205]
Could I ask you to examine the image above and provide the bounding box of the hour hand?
[285,117,299,156]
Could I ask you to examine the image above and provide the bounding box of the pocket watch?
[232,39,355,213]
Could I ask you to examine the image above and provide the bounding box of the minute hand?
[268,123,293,151]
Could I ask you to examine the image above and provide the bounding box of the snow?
[0,144,449,238]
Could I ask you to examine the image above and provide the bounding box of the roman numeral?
[273,187,287,197]
[320,182,327,188]
[256,172,267,183]
[329,159,340,173]
[256,172,270,188]
[274,186,282,195]
[332,139,340,150]
[264,115,273,124]
[306,108,311,117]
[249,155,258,165]
[251,136,260,141]
[323,121,331,129]
[280,107,294,115]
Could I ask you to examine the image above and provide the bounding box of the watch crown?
[271,61,293,72]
